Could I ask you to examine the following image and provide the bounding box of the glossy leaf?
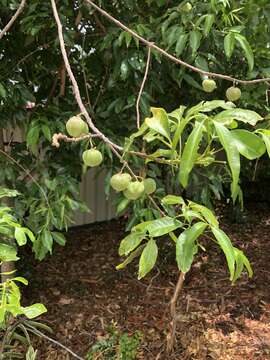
[119,232,145,256]
[179,121,205,188]
[214,122,240,202]
[138,239,158,279]
[0,243,19,262]
[116,245,145,270]
[214,109,263,126]
[145,107,170,141]
[14,227,27,246]
[212,227,235,281]
[176,222,207,273]
[22,304,47,319]
[224,32,235,59]
[230,129,266,160]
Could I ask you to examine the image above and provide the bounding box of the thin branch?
[26,325,84,360]
[0,0,27,40]
[52,132,98,148]
[166,271,185,353]
[136,45,152,129]
[85,0,270,85]
[50,0,122,151]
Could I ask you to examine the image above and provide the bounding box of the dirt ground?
[23,203,270,359]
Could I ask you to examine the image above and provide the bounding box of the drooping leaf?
[119,232,145,256]
[189,30,202,56]
[204,14,215,37]
[179,121,205,188]
[116,244,145,270]
[189,202,219,227]
[14,227,27,246]
[175,33,189,56]
[145,107,171,141]
[176,222,207,273]
[257,129,270,157]
[211,227,235,281]
[214,122,240,202]
[224,32,235,59]
[138,239,158,279]
[230,129,266,160]
[214,109,263,126]
[142,217,182,237]
[162,195,185,206]
[234,33,254,71]
[0,243,19,262]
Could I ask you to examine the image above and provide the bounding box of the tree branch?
[136,45,152,129]
[85,0,270,85]
[0,0,27,40]
[50,0,122,151]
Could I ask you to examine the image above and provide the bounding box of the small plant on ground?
[86,322,142,360]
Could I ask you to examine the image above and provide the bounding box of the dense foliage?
[1,0,270,357]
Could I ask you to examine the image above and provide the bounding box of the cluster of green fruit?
[66,115,103,167]
[202,79,242,102]
[110,173,156,200]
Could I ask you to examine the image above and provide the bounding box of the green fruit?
[226,86,241,102]
[182,2,192,12]
[66,116,87,138]
[123,181,145,200]
[143,178,156,195]
[110,173,132,192]
[82,149,103,167]
[82,121,89,135]
[202,79,217,93]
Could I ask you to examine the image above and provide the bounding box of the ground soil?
[23,203,270,359]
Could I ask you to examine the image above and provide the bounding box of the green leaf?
[203,14,215,37]
[15,227,27,246]
[189,202,219,227]
[230,129,266,160]
[175,33,188,56]
[162,195,185,205]
[224,32,235,59]
[183,74,203,90]
[52,232,66,246]
[0,188,20,198]
[0,243,19,262]
[211,227,235,281]
[214,122,240,202]
[134,217,182,237]
[22,304,47,319]
[138,239,158,279]
[13,277,28,285]
[116,244,145,270]
[179,121,205,188]
[116,197,130,215]
[189,30,202,56]
[257,129,270,157]
[119,232,145,256]
[145,107,171,141]
[41,230,53,254]
[214,109,263,126]
[234,33,254,72]
[199,100,235,112]
[176,222,207,273]
[26,126,40,148]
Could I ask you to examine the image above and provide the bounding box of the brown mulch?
[23,204,270,359]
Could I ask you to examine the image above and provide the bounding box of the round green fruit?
[143,178,156,195]
[226,86,241,102]
[202,79,217,93]
[66,116,87,138]
[82,149,103,167]
[123,181,145,200]
[110,173,132,192]
[182,2,192,12]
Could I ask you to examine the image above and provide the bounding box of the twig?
[26,325,84,360]
[51,132,98,148]
[0,0,27,40]
[136,45,152,129]
[166,271,185,353]
[50,0,122,151]
[85,0,270,85]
